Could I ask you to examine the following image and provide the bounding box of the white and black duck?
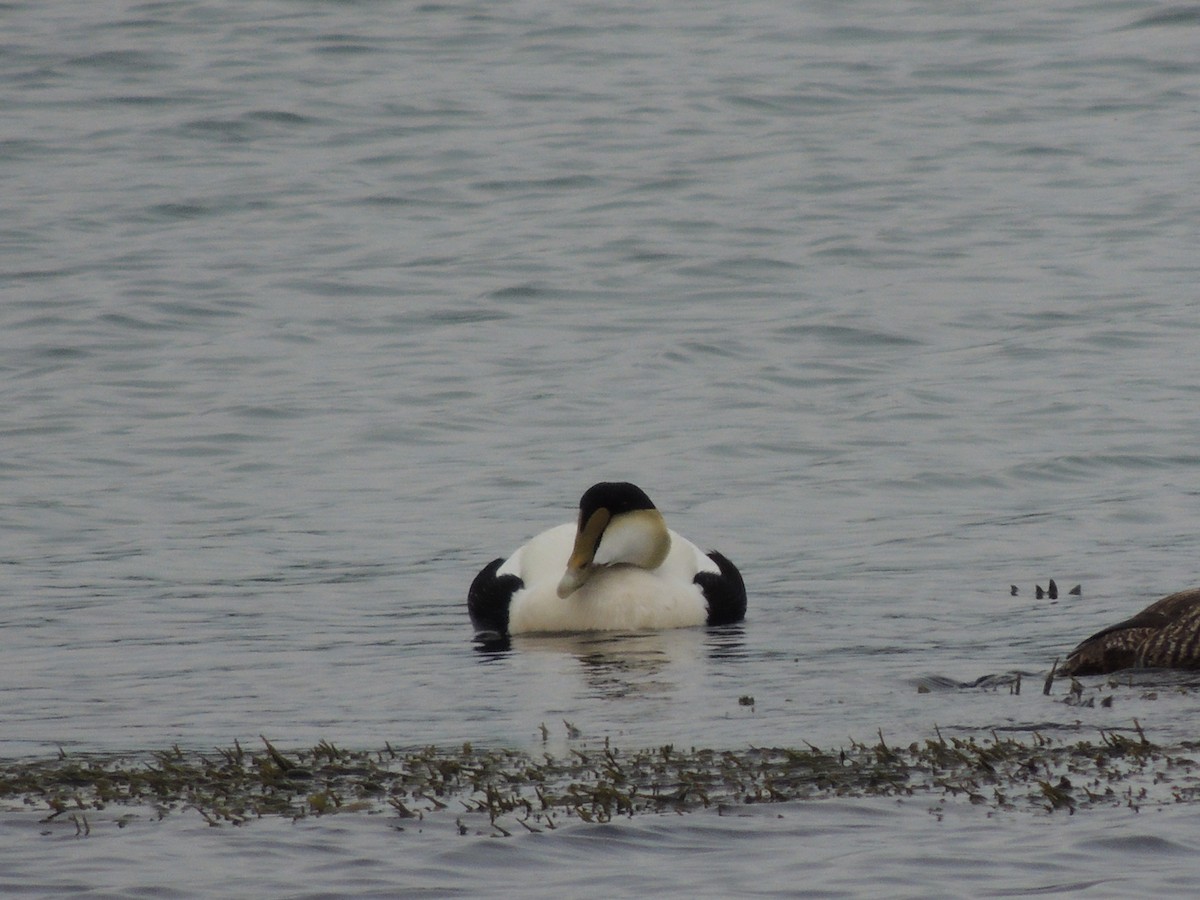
[468,482,746,639]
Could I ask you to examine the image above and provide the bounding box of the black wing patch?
[468,558,523,637]
[695,550,746,626]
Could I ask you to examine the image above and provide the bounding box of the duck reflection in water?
[473,625,746,700]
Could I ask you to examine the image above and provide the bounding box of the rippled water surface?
[4,0,1200,895]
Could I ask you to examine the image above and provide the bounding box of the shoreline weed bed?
[4,723,1200,835]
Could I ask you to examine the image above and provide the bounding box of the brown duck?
[1060,588,1200,676]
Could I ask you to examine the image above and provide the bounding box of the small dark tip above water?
[1018,580,1080,600]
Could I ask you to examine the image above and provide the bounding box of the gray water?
[4,0,1200,895]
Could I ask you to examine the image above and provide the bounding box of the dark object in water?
[1060,587,1200,676]
[1037,580,1059,600]
[1011,585,1019,597]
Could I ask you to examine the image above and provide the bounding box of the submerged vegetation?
[5,722,1200,835]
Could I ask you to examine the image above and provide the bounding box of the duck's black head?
[577,482,656,521]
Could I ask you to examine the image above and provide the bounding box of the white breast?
[499,524,716,634]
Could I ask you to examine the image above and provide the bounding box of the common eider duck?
[468,482,746,638]
[1059,587,1200,676]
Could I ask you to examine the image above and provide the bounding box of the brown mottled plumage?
[1060,588,1200,676]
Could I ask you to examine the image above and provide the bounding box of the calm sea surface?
[4,0,1200,895]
